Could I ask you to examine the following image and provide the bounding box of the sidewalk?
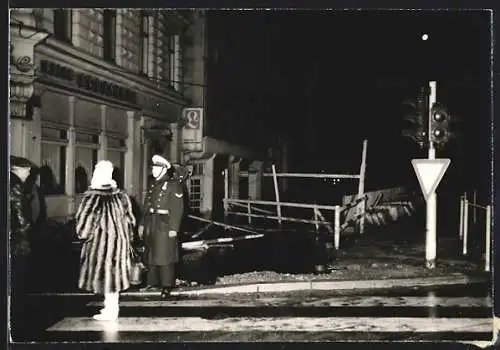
[167,234,488,296]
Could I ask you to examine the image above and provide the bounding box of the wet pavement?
[14,281,493,342]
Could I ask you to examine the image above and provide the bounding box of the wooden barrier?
[220,140,368,251]
[237,139,368,236]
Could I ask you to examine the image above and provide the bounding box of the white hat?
[90,160,117,189]
[152,155,171,169]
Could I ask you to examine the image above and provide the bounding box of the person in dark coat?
[75,160,136,321]
[10,156,35,337]
[139,155,185,298]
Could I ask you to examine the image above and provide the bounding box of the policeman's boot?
[93,293,119,321]
[161,288,172,299]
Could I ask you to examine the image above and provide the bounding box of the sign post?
[412,158,451,269]
[411,81,452,269]
[426,81,437,269]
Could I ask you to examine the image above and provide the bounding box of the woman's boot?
[93,293,119,321]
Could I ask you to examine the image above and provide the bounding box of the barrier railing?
[459,192,491,272]
[224,194,366,251]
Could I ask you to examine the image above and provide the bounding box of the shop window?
[103,9,116,63]
[40,126,68,195]
[75,131,99,194]
[188,163,203,212]
[139,11,150,75]
[107,134,126,189]
[54,9,72,43]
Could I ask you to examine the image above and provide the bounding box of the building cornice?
[37,37,187,107]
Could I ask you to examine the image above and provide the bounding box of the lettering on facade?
[39,60,137,105]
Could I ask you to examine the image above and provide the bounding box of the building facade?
[10,8,195,220]
[10,9,273,222]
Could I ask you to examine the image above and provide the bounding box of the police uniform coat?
[141,176,185,266]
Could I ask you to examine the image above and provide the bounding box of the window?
[107,134,126,189]
[103,9,116,63]
[187,163,203,212]
[75,131,99,194]
[160,34,174,88]
[167,34,182,91]
[40,126,68,195]
[172,34,182,91]
[139,11,150,75]
[53,9,72,43]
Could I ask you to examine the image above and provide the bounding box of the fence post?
[313,206,319,232]
[357,140,368,234]
[334,205,341,250]
[485,205,491,272]
[459,196,464,240]
[473,190,477,224]
[224,168,229,221]
[462,198,469,255]
[247,202,252,225]
[271,164,282,226]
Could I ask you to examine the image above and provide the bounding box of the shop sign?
[181,108,203,152]
[39,59,137,105]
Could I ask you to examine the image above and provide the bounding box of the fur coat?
[75,187,136,294]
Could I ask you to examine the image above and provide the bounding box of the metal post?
[271,165,282,226]
[462,198,469,255]
[224,168,229,221]
[426,81,437,269]
[485,205,491,272]
[334,206,341,250]
[473,190,477,224]
[459,196,464,240]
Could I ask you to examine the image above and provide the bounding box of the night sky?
[208,10,491,204]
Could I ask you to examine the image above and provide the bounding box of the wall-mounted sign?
[38,60,137,105]
[181,107,203,152]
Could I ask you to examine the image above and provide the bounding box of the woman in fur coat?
[75,160,136,321]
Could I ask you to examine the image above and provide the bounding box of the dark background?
[206,10,491,210]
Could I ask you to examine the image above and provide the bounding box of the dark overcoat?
[75,188,136,294]
[141,175,185,266]
[10,173,31,257]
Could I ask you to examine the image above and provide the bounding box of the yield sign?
[411,158,451,201]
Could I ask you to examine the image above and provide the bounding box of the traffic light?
[430,102,458,148]
[401,87,429,148]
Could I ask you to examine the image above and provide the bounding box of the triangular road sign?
[411,158,451,201]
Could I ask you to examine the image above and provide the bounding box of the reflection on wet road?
[18,282,493,342]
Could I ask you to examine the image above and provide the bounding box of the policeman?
[139,155,185,298]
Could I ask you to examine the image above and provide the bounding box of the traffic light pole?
[426,81,437,269]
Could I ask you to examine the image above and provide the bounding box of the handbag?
[129,245,146,285]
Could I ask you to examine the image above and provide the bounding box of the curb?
[167,274,485,296]
[25,274,488,298]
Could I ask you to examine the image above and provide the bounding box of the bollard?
[459,196,464,240]
[462,199,469,255]
[485,205,491,272]
[334,206,340,250]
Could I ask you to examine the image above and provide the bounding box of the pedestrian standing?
[139,155,185,298]
[9,156,35,337]
[75,160,136,321]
